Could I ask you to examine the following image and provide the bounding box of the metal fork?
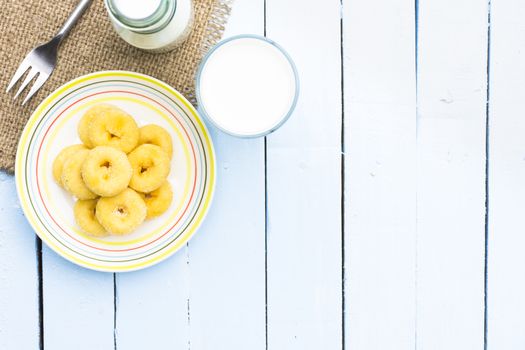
[6,0,92,105]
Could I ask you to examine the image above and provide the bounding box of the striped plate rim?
[15,71,216,272]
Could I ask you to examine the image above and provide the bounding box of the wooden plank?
[416,1,488,349]
[187,1,267,349]
[42,247,114,349]
[343,0,417,348]
[265,0,342,349]
[0,174,40,350]
[115,254,190,350]
[486,0,525,348]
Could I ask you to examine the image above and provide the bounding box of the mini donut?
[52,144,87,186]
[74,199,107,237]
[78,108,96,148]
[96,188,147,235]
[128,144,170,193]
[87,104,139,153]
[61,149,98,200]
[140,181,173,219]
[138,124,173,158]
[81,146,132,197]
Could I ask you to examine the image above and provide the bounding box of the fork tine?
[14,68,38,99]
[22,73,50,106]
[6,58,31,93]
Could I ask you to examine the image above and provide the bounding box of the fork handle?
[56,0,93,42]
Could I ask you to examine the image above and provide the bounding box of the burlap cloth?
[0,0,231,173]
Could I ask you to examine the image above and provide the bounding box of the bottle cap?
[112,0,162,20]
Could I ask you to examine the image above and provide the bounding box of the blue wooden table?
[2,0,525,349]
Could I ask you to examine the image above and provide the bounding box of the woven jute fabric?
[0,0,231,173]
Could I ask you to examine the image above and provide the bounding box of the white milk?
[197,37,298,137]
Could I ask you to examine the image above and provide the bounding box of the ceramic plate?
[15,71,216,272]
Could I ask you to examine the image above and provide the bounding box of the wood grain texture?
[343,0,417,348]
[187,1,267,349]
[265,0,343,349]
[42,247,114,350]
[5,0,525,348]
[416,0,488,348]
[0,174,39,350]
[189,133,266,350]
[486,0,525,348]
[115,254,190,350]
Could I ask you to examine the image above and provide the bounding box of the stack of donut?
[52,104,174,237]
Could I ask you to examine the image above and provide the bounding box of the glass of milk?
[105,0,194,52]
[196,35,300,138]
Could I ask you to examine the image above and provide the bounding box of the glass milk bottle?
[105,0,194,53]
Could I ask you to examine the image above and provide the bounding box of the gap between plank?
[263,2,269,350]
[414,0,420,349]
[186,244,192,350]
[483,0,492,349]
[36,237,44,350]
[339,1,346,349]
[264,136,269,350]
[113,273,117,350]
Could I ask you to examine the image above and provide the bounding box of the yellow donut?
[74,199,107,237]
[52,144,87,186]
[138,124,173,158]
[78,109,95,148]
[128,144,170,193]
[140,181,173,219]
[81,146,132,197]
[61,149,98,200]
[96,188,147,235]
[87,104,139,153]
